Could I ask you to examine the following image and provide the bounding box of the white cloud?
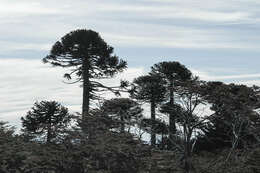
[0,1,61,16]
[192,68,260,83]
[1,58,259,130]
[103,31,259,49]
[0,41,51,52]
[99,3,251,23]
[0,0,259,53]
[240,80,260,86]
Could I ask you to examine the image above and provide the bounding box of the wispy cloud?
[98,3,251,23]
[0,0,260,53]
[192,69,260,83]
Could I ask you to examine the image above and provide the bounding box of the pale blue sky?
[0,0,260,127]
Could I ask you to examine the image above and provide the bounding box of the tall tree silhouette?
[151,61,192,146]
[131,74,166,146]
[21,101,72,143]
[43,29,127,121]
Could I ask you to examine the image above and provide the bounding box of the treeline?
[1,29,260,173]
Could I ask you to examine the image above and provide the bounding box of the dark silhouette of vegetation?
[21,100,73,143]
[2,29,260,173]
[100,98,143,133]
[140,118,168,148]
[151,61,192,148]
[131,74,167,146]
[196,82,260,155]
[43,29,127,121]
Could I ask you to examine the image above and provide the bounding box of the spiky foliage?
[43,29,127,120]
[21,101,72,143]
[131,74,167,146]
[151,61,192,146]
[100,98,143,133]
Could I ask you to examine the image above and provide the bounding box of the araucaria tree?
[100,98,143,133]
[21,101,72,143]
[43,29,127,120]
[151,61,192,146]
[131,74,167,146]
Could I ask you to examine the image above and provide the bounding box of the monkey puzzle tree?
[100,98,143,133]
[151,61,192,146]
[43,29,127,121]
[131,74,167,146]
[21,101,72,143]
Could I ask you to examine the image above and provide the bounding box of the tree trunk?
[120,112,125,133]
[82,57,90,121]
[184,130,195,173]
[151,100,156,147]
[169,79,176,148]
[47,119,52,144]
[184,154,193,173]
[47,126,51,144]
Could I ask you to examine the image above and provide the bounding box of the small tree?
[131,74,167,146]
[140,118,168,149]
[100,98,143,133]
[43,29,127,121]
[21,101,72,143]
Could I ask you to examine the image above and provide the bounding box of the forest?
[1,29,260,173]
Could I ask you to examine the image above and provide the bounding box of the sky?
[1,0,260,128]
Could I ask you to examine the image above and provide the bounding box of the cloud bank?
[1,58,259,128]
[0,58,145,127]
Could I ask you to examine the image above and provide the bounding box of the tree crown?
[43,29,127,81]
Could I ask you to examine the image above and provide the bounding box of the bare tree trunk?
[151,100,156,147]
[82,57,92,139]
[47,118,52,144]
[169,79,176,148]
[82,57,90,122]
[120,113,125,133]
[47,125,52,144]
[183,124,195,173]
[183,140,194,173]
[184,154,193,173]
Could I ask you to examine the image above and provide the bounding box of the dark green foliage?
[246,147,260,172]
[0,116,151,173]
[141,118,168,135]
[131,74,167,146]
[0,121,15,143]
[196,82,260,152]
[43,29,127,119]
[21,101,73,143]
[100,98,143,133]
[140,118,168,149]
[151,61,192,84]
[0,121,33,172]
[150,61,192,147]
[65,114,151,173]
[43,29,126,79]
[131,74,167,103]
